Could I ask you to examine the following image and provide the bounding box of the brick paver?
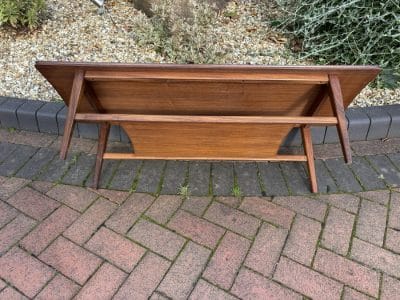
[350,238,400,278]
[204,201,260,238]
[128,219,186,260]
[190,279,238,300]
[356,199,387,246]
[35,274,80,300]
[343,287,374,300]
[314,248,380,297]
[168,210,225,248]
[244,223,287,277]
[0,177,30,200]
[322,206,355,255]
[389,191,400,230]
[0,286,28,299]
[85,226,145,272]
[114,252,170,300]
[381,275,400,300]
[182,196,212,216]
[385,228,400,254]
[0,200,18,228]
[158,241,211,299]
[240,196,295,228]
[145,195,182,224]
[75,262,126,300]
[0,247,55,298]
[316,193,360,214]
[203,232,251,289]
[46,184,98,212]
[0,214,36,255]
[232,268,301,300]
[20,205,79,255]
[357,189,391,205]
[274,257,343,300]
[283,214,321,266]
[273,195,327,221]
[63,197,116,245]
[0,131,400,299]
[39,236,102,285]
[105,193,154,234]
[7,186,59,220]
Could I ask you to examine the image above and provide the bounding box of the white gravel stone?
[0,0,398,106]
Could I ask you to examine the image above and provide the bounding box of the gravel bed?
[0,0,398,106]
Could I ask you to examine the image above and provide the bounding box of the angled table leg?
[328,74,352,164]
[301,125,318,193]
[60,70,85,160]
[93,122,110,189]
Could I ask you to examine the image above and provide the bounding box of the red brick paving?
[244,223,287,277]
[322,206,355,255]
[168,210,225,248]
[314,248,380,297]
[182,196,212,216]
[20,205,79,255]
[357,190,391,205]
[145,195,182,224]
[46,184,98,212]
[0,214,36,255]
[7,187,59,221]
[381,275,400,300]
[190,279,238,300]
[157,242,210,299]
[385,228,400,254]
[114,252,170,300]
[35,274,80,300]
[39,236,102,285]
[128,219,186,260]
[315,193,360,214]
[232,268,302,300]
[203,232,250,289]
[204,201,261,238]
[343,287,374,300]
[351,238,400,278]
[105,193,154,234]
[0,179,399,299]
[0,286,28,299]
[0,247,55,298]
[282,214,321,266]
[240,196,295,228]
[63,197,116,245]
[0,177,29,200]
[75,263,126,300]
[85,226,145,272]
[273,195,327,221]
[0,200,18,228]
[356,199,387,246]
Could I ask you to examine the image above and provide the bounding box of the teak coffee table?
[36,62,380,193]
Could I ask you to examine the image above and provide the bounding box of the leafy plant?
[133,0,227,63]
[0,0,46,30]
[271,0,400,88]
[232,185,242,198]
[178,184,190,199]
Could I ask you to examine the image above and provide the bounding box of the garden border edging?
[0,96,399,145]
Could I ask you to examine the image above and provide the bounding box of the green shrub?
[0,0,46,30]
[271,0,400,88]
[133,0,226,64]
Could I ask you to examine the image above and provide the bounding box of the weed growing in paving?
[178,184,190,199]
[232,185,242,198]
